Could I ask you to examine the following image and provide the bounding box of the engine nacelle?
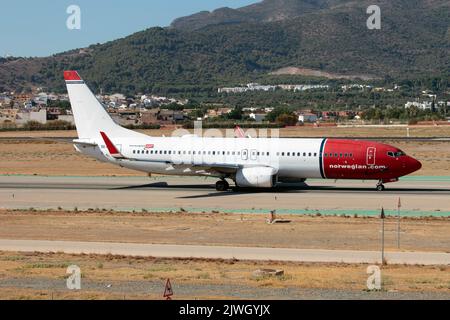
[235,167,278,188]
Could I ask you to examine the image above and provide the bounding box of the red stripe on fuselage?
[323,139,416,181]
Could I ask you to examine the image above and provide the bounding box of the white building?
[298,113,318,123]
[404,101,433,110]
[16,109,47,125]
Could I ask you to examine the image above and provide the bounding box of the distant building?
[57,115,75,124]
[16,109,47,125]
[249,113,267,123]
[0,108,18,123]
[141,109,160,125]
[298,113,318,123]
[405,101,433,110]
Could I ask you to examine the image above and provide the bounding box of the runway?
[1,239,449,265]
[1,175,450,215]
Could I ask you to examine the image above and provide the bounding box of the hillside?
[170,0,338,31]
[0,0,448,94]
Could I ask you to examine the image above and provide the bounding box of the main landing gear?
[215,179,230,191]
[376,180,385,191]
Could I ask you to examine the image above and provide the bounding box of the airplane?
[64,70,422,192]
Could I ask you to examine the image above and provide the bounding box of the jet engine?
[235,167,278,188]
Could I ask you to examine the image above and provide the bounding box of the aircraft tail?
[64,70,144,140]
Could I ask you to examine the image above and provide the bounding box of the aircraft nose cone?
[407,156,422,173]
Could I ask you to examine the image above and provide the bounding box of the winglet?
[234,125,245,138]
[64,70,82,81]
[100,131,123,158]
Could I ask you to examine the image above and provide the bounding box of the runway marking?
[0,239,449,265]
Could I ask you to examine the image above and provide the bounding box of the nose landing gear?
[215,179,230,191]
[376,180,385,191]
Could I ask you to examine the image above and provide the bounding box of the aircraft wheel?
[215,180,229,191]
[376,184,385,191]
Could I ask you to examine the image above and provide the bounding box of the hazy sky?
[0,0,258,57]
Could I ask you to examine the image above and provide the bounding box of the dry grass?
[0,251,449,299]
[0,210,449,252]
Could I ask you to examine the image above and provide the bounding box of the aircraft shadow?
[111,182,450,198]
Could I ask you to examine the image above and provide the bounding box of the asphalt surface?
[0,175,450,213]
[1,239,449,265]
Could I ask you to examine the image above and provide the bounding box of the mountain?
[0,0,448,94]
[170,0,336,31]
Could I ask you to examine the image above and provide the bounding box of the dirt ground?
[0,126,449,176]
[0,251,449,300]
[0,210,449,252]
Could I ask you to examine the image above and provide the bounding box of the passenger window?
[303,153,306,157]
[132,150,135,154]
[314,153,317,157]
[350,153,353,157]
[344,153,348,157]
[276,152,279,156]
[281,152,285,156]
[334,153,338,157]
[297,152,300,156]
[287,152,290,156]
[308,153,312,157]
[267,152,270,156]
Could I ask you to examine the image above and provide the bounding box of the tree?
[226,107,243,120]
[275,113,297,126]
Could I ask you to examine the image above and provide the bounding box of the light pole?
[380,207,386,265]
[397,197,401,249]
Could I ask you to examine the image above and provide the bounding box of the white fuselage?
[76,136,325,179]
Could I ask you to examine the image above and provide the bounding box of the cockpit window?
[388,151,405,157]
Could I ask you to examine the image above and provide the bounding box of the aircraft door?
[241,149,248,160]
[366,147,376,166]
